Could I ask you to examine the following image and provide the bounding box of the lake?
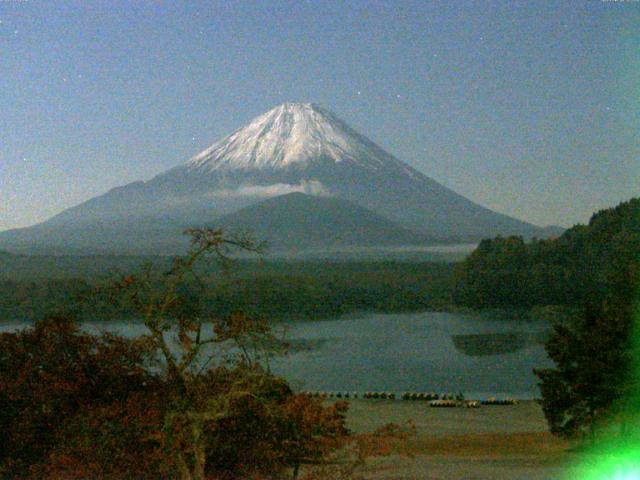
[271,312,551,399]
[0,311,552,399]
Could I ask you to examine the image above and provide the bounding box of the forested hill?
[453,197,640,309]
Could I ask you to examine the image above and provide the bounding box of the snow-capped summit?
[184,103,414,176]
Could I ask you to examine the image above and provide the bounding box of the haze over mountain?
[0,103,558,254]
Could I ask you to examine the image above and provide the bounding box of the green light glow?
[567,279,640,479]
[570,444,640,480]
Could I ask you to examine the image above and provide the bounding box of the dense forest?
[453,198,640,309]
[0,258,455,323]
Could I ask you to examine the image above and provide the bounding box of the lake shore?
[342,399,573,479]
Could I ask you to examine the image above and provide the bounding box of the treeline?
[453,197,640,309]
[0,250,165,281]
[0,279,91,321]
[202,261,454,320]
[0,260,456,322]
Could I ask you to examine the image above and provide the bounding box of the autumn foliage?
[0,317,168,478]
[0,229,350,479]
[0,316,349,479]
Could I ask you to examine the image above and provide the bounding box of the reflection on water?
[451,332,545,356]
[0,311,552,398]
[269,312,552,398]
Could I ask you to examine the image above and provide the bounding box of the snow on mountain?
[181,102,419,178]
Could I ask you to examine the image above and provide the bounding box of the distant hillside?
[453,197,640,308]
[214,192,429,251]
[0,219,191,255]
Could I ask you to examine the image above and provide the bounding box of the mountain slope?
[214,192,429,250]
[156,103,545,240]
[0,102,553,254]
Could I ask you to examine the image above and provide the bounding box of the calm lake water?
[1,311,552,399]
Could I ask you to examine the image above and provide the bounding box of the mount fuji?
[0,103,557,254]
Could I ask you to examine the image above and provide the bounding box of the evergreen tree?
[534,255,639,439]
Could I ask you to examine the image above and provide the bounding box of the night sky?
[1,0,638,231]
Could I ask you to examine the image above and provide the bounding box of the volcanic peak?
[183,102,408,174]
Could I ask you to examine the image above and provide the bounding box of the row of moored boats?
[299,391,519,407]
